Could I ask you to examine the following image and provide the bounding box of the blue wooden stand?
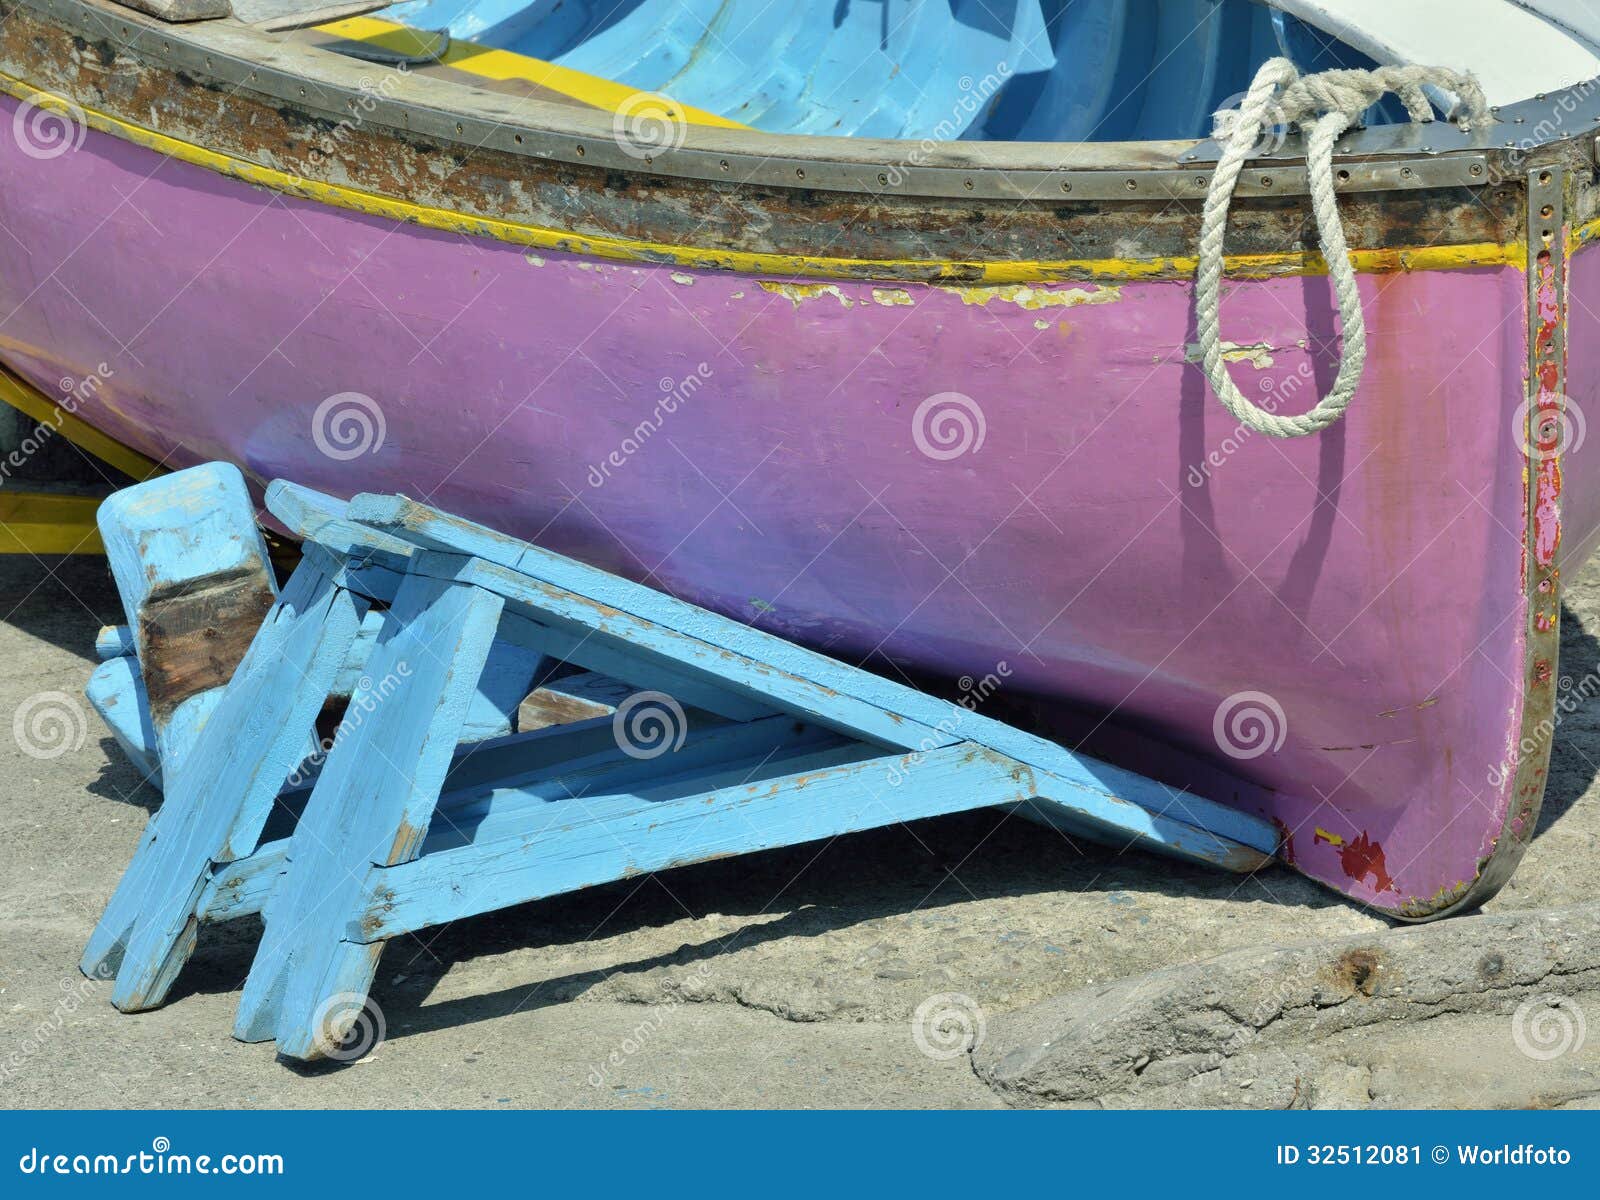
[83,469,1278,1062]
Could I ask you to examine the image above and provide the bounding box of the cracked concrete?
[2,552,1599,1108]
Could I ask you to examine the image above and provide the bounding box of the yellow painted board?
[0,490,104,555]
[316,16,750,130]
[0,363,163,482]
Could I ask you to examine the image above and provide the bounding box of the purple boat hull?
[0,14,1586,916]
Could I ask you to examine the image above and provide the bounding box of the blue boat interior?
[381,0,1408,141]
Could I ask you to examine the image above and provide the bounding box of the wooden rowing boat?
[3,0,1598,918]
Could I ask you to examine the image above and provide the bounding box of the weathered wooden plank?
[360,742,1026,940]
[98,563,365,1010]
[351,495,1273,855]
[231,0,389,32]
[98,463,280,777]
[331,607,544,740]
[85,655,159,783]
[95,624,136,661]
[110,0,231,21]
[263,479,347,539]
[197,715,839,923]
[405,550,946,750]
[233,573,502,1056]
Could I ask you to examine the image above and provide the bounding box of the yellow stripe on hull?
[0,363,164,482]
[0,71,1550,283]
[0,490,103,555]
[316,16,750,131]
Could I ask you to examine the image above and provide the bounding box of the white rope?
[1196,59,1490,437]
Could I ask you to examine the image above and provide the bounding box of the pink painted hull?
[0,97,1577,912]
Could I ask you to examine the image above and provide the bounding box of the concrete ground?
[2,552,1598,1109]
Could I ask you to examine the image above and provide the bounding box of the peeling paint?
[670,271,695,286]
[1183,340,1278,369]
[941,282,1122,310]
[1338,832,1397,894]
[759,280,855,309]
[871,287,913,307]
[524,253,545,267]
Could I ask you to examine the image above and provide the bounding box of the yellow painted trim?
[0,364,164,482]
[0,72,1524,282]
[0,490,104,555]
[1569,216,1600,256]
[316,16,749,131]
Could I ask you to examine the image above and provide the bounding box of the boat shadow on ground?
[176,808,1364,1068]
[1537,599,1600,837]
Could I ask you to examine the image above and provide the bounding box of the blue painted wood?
[263,478,347,539]
[97,562,366,1010]
[99,462,275,653]
[347,495,1275,857]
[197,715,832,924]
[80,470,1282,1057]
[233,573,503,1056]
[334,607,545,741]
[95,625,136,661]
[85,655,159,783]
[96,463,281,778]
[361,741,1027,941]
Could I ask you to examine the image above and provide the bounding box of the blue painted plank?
[196,715,839,924]
[233,573,503,1057]
[360,741,1029,941]
[99,563,366,1010]
[263,479,347,539]
[99,462,274,653]
[85,655,159,783]
[95,625,136,661]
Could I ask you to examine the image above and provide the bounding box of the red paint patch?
[1338,832,1396,895]
[1273,818,1296,865]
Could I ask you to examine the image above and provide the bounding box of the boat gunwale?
[18,0,1600,202]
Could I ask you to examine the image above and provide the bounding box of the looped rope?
[1197,59,1490,437]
